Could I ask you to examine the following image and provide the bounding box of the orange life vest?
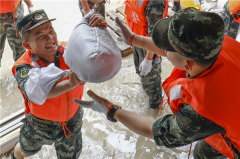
[12,45,84,122]
[229,0,240,23]
[162,35,240,159]
[124,0,168,36]
[0,0,21,13]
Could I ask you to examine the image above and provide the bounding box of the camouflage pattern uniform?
[221,1,239,39]
[0,1,26,67]
[133,0,167,109]
[152,101,227,158]
[78,0,106,17]
[14,47,84,158]
[151,8,240,159]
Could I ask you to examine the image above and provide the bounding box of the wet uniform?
[221,1,240,39]
[14,47,84,159]
[0,1,26,66]
[152,72,232,159]
[133,0,167,109]
[78,0,106,17]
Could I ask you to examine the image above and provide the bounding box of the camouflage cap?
[152,7,225,59]
[16,9,56,36]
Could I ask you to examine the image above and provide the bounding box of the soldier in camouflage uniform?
[132,0,168,109]
[11,10,106,159]
[0,1,26,67]
[221,1,240,39]
[78,0,106,17]
[74,8,240,159]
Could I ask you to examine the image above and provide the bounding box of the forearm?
[132,35,166,57]
[23,0,33,7]
[47,80,72,98]
[114,109,155,139]
[145,51,154,59]
[81,0,90,15]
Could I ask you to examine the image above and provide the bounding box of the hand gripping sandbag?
[63,9,122,83]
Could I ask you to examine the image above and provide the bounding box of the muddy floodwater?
[1,0,234,158]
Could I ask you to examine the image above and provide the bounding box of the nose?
[47,34,53,40]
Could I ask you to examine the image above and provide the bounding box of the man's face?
[27,22,58,58]
[166,51,186,70]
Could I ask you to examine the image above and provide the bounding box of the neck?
[45,56,55,63]
[31,51,56,63]
[187,64,210,77]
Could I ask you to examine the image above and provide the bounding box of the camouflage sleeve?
[152,104,226,147]
[145,0,166,36]
[14,64,32,100]
[221,1,239,39]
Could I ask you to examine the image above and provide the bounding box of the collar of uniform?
[30,48,62,67]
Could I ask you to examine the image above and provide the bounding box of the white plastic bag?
[63,9,122,83]
[25,63,70,105]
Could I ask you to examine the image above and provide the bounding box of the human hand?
[89,14,107,28]
[28,6,36,13]
[68,71,85,89]
[115,17,135,46]
[73,90,113,115]
[81,9,95,24]
[139,58,153,76]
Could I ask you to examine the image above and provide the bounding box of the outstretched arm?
[115,17,166,56]
[74,90,155,139]
[131,35,166,56]
[114,109,155,139]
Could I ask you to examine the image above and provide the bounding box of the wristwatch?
[107,105,121,122]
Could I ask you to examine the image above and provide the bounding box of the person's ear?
[184,60,194,71]
[22,41,31,50]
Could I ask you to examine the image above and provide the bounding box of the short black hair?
[21,30,31,42]
[174,51,218,68]
[193,55,218,68]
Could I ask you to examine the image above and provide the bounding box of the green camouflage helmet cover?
[152,7,225,59]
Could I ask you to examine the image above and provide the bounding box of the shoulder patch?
[58,46,64,54]
[20,67,31,78]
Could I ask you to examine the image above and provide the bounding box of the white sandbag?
[217,0,228,9]
[63,9,122,83]
[25,63,70,105]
